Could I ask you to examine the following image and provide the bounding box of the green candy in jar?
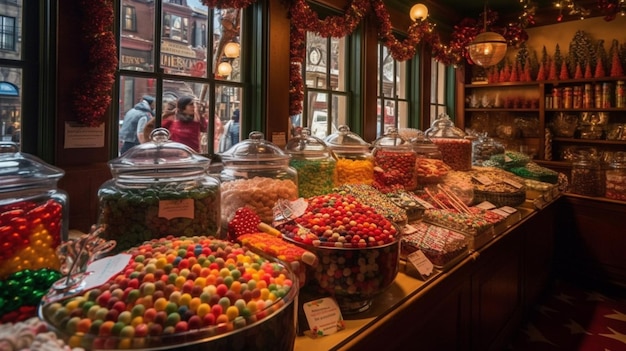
[285,128,336,198]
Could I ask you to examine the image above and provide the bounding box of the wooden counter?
[294,199,559,351]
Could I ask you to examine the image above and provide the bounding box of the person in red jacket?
[162,95,208,153]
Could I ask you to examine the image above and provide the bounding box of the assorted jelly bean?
[0,268,62,322]
[0,199,63,279]
[289,158,336,198]
[334,158,374,186]
[430,138,472,171]
[373,149,417,191]
[41,236,296,350]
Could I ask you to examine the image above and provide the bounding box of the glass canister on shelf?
[220,131,298,225]
[472,133,504,166]
[324,125,374,186]
[371,127,417,192]
[97,129,221,252]
[411,134,442,160]
[0,142,68,279]
[606,151,626,201]
[284,127,336,198]
[425,113,473,171]
[569,150,605,197]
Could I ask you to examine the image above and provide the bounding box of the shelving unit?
[459,76,626,174]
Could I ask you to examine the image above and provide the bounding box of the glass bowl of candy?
[39,236,299,351]
[278,193,401,314]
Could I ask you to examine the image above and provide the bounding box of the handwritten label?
[407,250,434,279]
[502,178,524,189]
[158,199,195,220]
[500,206,519,214]
[475,201,496,210]
[302,298,344,338]
[472,175,493,186]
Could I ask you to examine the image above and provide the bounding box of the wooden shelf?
[552,137,626,145]
[466,108,539,112]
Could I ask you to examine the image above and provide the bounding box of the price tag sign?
[407,250,434,279]
[472,175,493,186]
[302,298,345,338]
[475,201,496,210]
[158,199,195,220]
[502,178,524,189]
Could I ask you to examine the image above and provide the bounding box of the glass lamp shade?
[410,4,428,21]
[217,62,233,77]
[224,42,240,58]
[466,31,507,67]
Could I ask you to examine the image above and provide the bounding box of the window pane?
[0,67,21,147]
[213,9,242,82]
[0,1,22,60]
[215,85,241,152]
[331,37,345,91]
[305,33,326,89]
[120,2,154,72]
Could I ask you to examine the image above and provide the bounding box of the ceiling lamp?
[217,61,232,77]
[466,4,507,67]
[410,3,428,21]
[224,42,240,58]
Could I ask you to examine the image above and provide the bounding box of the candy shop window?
[429,58,453,127]
[117,2,254,156]
[377,42,410,137]
[301,19,351,140]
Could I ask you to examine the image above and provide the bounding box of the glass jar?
[472,133,504,166]
[570,151,605,197]
[606,151,626,201]
[285,128,336,198]
[371,127,417,191]
[97,129,221,251]
[220,131,298,225]
[411,135,442,160]
[324,125,374,186]
[425,113,473,171]
[0,142,68,279]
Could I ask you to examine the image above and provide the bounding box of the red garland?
[73,0,117,127]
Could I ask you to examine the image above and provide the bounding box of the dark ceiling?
[412,0,603,28]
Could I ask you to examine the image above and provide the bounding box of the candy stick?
[437,184,472,214]
[424,187,449,210]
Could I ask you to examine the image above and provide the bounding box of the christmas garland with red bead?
[74,0,118,127]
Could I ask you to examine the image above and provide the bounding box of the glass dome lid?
[221,131,290,166]
[108,128,211,180]
[323,125,370,152]
[372,127,412,149]
[284,127,332,157]
[0,141,65,192]
[424,113,467,138]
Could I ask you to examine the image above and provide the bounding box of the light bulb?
[217,62,232,77]
[410,4,428,21]
[224,42,240,58]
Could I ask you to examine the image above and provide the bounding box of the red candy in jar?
[425,113,473,171]
[0,142,67,279]
[372,127,417,192]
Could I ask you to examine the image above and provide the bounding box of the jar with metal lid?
[606,151,626,201]
[0,142,68,279]
[570,151,605,197]
[323,125,374,186]
[284,127,336,198]
[472,133,504,166]
[425,113,473,171]
[371,127,417,191]
[220,131,298,225]
[97,128,221,251]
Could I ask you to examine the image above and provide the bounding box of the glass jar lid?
[221,131,290,167]
[323,125,370,153]
[284,127,333,158]
[610,151,626,169]
[0,141,65,193]
[108,128,211,181]
[425,113,467,139]
[372,127,412,150]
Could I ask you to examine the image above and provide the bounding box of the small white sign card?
[406,250,434,280]
[302,298,345,338]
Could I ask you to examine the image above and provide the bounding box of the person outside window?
[119,95,155,154]
[162,95,208,153]
[219,109,240,152]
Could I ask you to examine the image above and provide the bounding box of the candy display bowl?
[39,236,298,351]
[277,193,401,314]
[285,235,400,314]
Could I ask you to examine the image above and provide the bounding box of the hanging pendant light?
[466,3,507,67]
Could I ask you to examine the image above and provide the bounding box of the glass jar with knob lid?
[97,128,221,251]
[472,132,504,166]
[605,151,626,201]
[371,127,417,191]
[284,127,336,198]
[425,113,473,171]
[0,142,68,279]
[570,150,605,197]
[220,131,298,225]
[323,125,374,186]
